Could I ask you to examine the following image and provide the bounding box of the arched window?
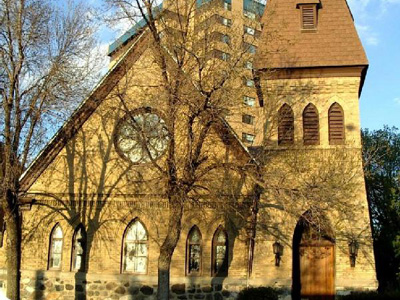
[122,220,148,273]
[71,225,86,272]
[48,224,63,270]
[278,104,294,145]
[328,103,345,145]
[212,226,228,276]
[186,226,202,275]
[303,103,320,145]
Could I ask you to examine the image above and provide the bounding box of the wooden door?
[299,244,334,300]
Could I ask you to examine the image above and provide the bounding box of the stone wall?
[1,268,376,299]
[17,272,245,300]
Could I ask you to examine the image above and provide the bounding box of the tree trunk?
[157,257,171,300]
[5,190,21,300]
[157,195,183,300]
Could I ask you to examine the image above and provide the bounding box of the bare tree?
[101,1,358,299]
[101,0,268,298]
[0,0,101,298]
[71,0,368,299]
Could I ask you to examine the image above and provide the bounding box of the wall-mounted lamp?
[273,241,284,267]
[349,240,359,267]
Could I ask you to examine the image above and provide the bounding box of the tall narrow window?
[71,225,86,272]
[212,226,228,276]
[48,224,63,270]
[123,220,148,274]
[329,103,345,145]
[278,104,294,145]
[303,103,320,145]
[186,226,202,275]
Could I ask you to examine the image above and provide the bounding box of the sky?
[347,0,400,130]
[95,0,400,131]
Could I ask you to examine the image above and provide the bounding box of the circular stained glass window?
[115,108,169,164]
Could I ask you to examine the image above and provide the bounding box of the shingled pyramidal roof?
[255,0,368,70]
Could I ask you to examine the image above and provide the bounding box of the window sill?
[186,272,202,277]
[301,29,318,33]
[47,268,62,272]
[122,271,148,275]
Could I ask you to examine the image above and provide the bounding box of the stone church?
[0,0,378,299]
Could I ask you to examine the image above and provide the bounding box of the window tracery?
[123,220,148,273]
[187,226,202,275]
[49,224,63,270]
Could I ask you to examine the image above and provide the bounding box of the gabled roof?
[255,0,368,70]
[20,30,256,192]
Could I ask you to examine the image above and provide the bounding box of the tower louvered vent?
[329,103,345,145]
[278,104,294,145]
[302,5,316,29]
[303,104,320,145]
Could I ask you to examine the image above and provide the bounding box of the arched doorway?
[292,210,335,300]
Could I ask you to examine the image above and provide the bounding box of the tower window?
[244,78,255,87]
[213,50,230,61]
[300,5,317,30]
[221,34,230,44]
[244,26,261,37]
[224,1,232,11]
[243,42,257,54]
[243,96,256,107]
[221,52,230,61]
[278,104,295,145]
[244,61,253,70]
[242,114,255,125]
[328,103,345,145]
[244,26,255,36]
[244,10,256,19]
[242,133,255,144]
[220,17,232,27]
[303,103,320,145]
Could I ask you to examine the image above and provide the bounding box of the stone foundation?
[0,269,375,300]
[17,272,245,300]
